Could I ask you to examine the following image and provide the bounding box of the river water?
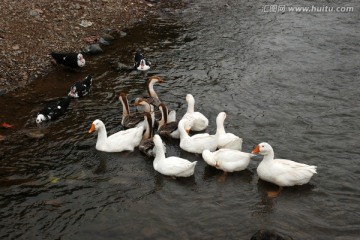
[1,0,359,239]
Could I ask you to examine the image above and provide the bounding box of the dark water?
[1,0,360,239]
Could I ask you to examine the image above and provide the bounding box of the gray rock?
[101,33,115,41]
[90,44,103,53]
[99,37,110,45]
[116,62,130,71]
[29,10,39,17]
[119,31,127,37]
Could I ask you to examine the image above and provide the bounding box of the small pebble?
[29,10,39,17]
[119,31,127,37]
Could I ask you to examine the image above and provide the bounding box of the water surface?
[1,0,360,239]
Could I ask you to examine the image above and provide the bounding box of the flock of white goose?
[88,76,317,197]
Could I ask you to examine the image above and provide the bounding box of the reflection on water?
[1,0,360,239]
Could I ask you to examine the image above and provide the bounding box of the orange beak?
[185,127,190,134]
[89,123,96,133]
[251,145,260,154]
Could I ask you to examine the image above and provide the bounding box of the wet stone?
[119,31,127,37]
[99,37,110,45]
[89,44,103,54]
[116,62,130,71]
[29,10,39,17]
[101,33,115,41]
[12,45,20,50]
[25,130,45,139]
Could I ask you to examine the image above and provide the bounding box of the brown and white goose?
[119,92,145,129]
[139,112,156,158]
[134,98,157,128]
[135,76,165,113]
[157,103,180,139]
[146,76,164,106]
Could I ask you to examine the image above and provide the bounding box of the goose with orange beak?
[251,142,317,198]
[89,119,144,152]
[178,119,218,154]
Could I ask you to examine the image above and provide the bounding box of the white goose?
[252,142,317,197]
[89,119,144,152]
[181,94,209,131]
[202,149,254,172]
[215,112,243,150]
[178,119,218,154]
[119,92,144,128]
[153,134,197,177]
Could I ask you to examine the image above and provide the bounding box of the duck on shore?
[50,52,85,68]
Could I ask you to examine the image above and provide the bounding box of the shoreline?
[0,0,183,95]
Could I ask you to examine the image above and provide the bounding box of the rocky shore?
[0,0,179,95]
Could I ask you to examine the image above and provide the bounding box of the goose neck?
[96,126,108,145]
[120,95,130,117]
[215,119,226,135]
[262,150,275,162]
[147,80,158,99]
[158,106,167,130]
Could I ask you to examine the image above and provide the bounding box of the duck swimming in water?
[68,75,93,98]
[36,97,71,124]
[134,51,151,71]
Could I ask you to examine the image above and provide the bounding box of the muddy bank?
[0,0,184,95]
